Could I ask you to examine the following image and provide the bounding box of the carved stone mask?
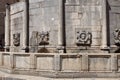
[76,31,92,46]
[13,33,20,46]
[38,31,49,45]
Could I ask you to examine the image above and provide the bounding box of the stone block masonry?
[0,52,120,78]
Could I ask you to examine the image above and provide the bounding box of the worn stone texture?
[0,52,120,78]
[89,56,111,71]
[3,54,11,67]
[29,0,60,48]
[61,56,82,71]
[65,0,102,47]
[0,70,120,80]
[3,0,120,79]
[8,0,120,53]
[108,0,120,46]
[9,0,61,52]
[10,4,23,50]
[15,55,30,69]
[0,0,17,47]
[36,56,54,70]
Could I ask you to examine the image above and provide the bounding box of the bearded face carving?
[13,33,20,46]
[76,31,92,46]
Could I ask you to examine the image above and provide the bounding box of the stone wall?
[10,2,24,52]
[0,0,17,48]
[0,52,120,78]
[8,0,120,53]
[9,0,104,53]
[108,0,120,46]
[29,0,60,52]
[65,0,102,46]
[9,0,61,52]
[65,0,104,53]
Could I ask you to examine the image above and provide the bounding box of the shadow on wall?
[38,47,50,53]
[115,47,120,53]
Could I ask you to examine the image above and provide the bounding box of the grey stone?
[5,0,120,53]
[13,33,20,46]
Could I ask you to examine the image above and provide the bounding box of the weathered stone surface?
[3,54,11,67]
[0,0,18,47]
[61,55,82,71]
[1,52,120,78]
[89,56,111,71]
[15,55,30,69]
[13,33,20,46]
[10,2,24,15]
[7,0,120,53]
[36,56,53,70]
[108,0,120,46]
[3,0,120,79]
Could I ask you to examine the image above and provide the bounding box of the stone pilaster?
[81,55,88,71]
[22,0,29,52]
[5,4,10,51]
[58,0,64,53]
[54,54,61,71]
[30,54,36,70]
[10,53,14,69]
[111,54,118,72]
[0,53,3,66]
[101,0,109,50]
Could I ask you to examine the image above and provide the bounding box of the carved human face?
[80,33,86,40]
[13,33,20,46]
